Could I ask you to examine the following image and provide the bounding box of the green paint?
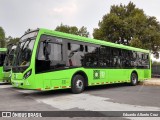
[0,48,7,82]
[11,28,151,90]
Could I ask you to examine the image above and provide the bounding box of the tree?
[6,37,20,45]
[55,24,89,37]
[93,2,160,56]
[0,26,6,47]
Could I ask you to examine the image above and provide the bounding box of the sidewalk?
[140,78,160,86]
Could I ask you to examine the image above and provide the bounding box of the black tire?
[130,72,138,86]
[71,75,85,94]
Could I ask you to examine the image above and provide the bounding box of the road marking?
[0,86,159,120]
[15,89,39,94]
[30,93,160,120]
[0,84,12,89]
[31,93,160,111]
[0,84,38,94]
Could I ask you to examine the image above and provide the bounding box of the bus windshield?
[15,39,35,67]
[4,45,16,66]
[0,52,6,66]
[3,45,16,72]
[13,31,38,69]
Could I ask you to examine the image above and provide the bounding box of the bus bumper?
[3,71,11,83]
[11,80,24,88]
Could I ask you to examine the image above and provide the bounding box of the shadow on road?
[0,82,10,85]
[11,83,136,98]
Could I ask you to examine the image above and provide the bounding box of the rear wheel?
[71,75,85,94]
[130,72,138,86]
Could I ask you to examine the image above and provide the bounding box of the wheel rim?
[76,79,83,89]
[132,75,137,84]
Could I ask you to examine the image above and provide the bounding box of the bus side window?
[105,47,111,67]
[137,52,142,67]
[146,54,150,68]
[67,43,84,67]
[48,43,62,61]
[133,52,137,59]
[121,50,126,68]
[112,48,122,68]
[84,46,98,67]
[99,46,107,67]
[37,42,45,60]
[141,53,149,68]
[121,50,130,68]
[117,48,122,67]
[0,54,6,66]
[36,39,65,73]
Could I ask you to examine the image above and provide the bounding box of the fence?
[152,65,160,77]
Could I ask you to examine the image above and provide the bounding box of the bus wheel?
[71,74,85,94]
[130,72,138,86]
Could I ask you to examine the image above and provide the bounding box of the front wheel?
[71,75,85,94]
[130,72,138,86]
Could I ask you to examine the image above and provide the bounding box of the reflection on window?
[38,42,62,61]
[67,43,84,66]
[84,46,99,67]
[36,40,65,73]
[49,43,62,61]
[0,54,6,66]
[15,39,35,67]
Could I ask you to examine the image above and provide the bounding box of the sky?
[0,0,160,38]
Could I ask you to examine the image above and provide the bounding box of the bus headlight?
[23,69,32,80]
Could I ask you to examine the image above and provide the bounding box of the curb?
[139,79,160,86]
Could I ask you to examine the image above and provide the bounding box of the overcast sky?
[0,0,160,38]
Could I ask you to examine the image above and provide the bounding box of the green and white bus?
[3,44,17,83]
[11,28,151,93]
[0,48,7,82]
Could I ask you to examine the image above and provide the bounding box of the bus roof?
[0,48,7,52]
[39,28,149,53]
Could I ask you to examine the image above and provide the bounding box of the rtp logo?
[93,70,100,79]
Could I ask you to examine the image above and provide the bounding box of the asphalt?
[0,81,160,120]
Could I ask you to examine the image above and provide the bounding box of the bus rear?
[3,44,17,83]
[0,48,7,82]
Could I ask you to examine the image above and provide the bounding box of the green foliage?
[55,24,89,37]
[0,26,5,47]
[130,37,143,48]
[152,61,160,65]
[0,26,20,47]
[7,37,20,45]
[93,2,160,56]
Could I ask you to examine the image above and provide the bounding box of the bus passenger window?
[84,46,98,67]
[36,41,65,73]
[0,54,6,66]
[67,43,84,67]
[48,43,62,61]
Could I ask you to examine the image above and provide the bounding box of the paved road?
[0,83,160,120]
